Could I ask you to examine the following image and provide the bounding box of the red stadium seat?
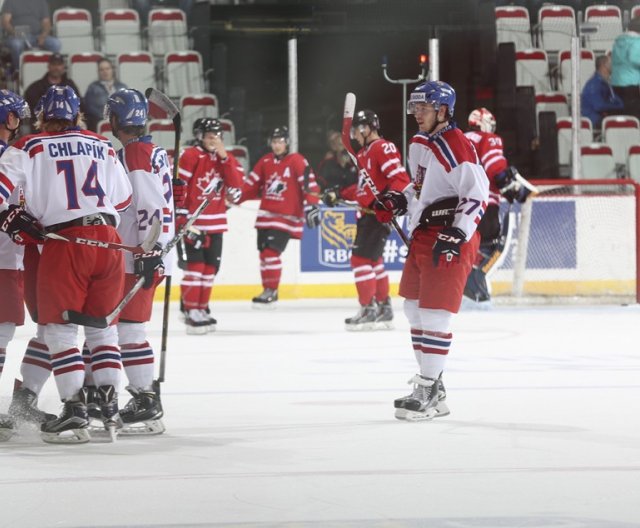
[516,49,551,93]
[580,143,615,179]
[148,9,188,57]
[602,115,640,166]
[556,117,593,166]
[117,52,156,93]
[164,51,204,99]
[584,5,622,54]
[495,6,532,51]
[53,8,94,55]
[102,9,142,56]
[20,51,52,92]
[538,5,576,55]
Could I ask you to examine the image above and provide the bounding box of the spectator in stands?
[84,58,127,132]
[1,0,61,71]
[130,0,194,25]
[581,54,624,129]
[316,130,357,191]
[611,16,640,120]
[24,53,82,118]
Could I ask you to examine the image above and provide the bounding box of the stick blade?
[145,87,179,120]
[141,218,162,253]
[62,310,109,329]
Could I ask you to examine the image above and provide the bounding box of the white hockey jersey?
[0,140,24,271]
[405,124,489,239]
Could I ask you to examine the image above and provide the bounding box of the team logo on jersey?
[198,170,223,195]
[414,164,426,193]
[318,210,357,268]
[265,175,287,200]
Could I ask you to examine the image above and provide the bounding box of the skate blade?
[0,428,14,442]
[399,408,439,422]
[207,324,217,333]
[345,322,376,332]
[41,428,91,444]
[435,401,450,417]
[375,321,394,331]
[186,325,208,335]
[252,302,277,311]
[108,425,118,442]
[120,419,165,436]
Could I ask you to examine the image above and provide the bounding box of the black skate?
[394,374,450,422]
[185,309,209,335]
[98,385,122,442]
[41,389,90,444]
[252,288,278,310]
[0,413,14,442]
[375,298,394,330]
[84,385,105,434]
[345,300,378,331]
[202,308,217,333]
[8,386,56,425]
[120,381,165,435]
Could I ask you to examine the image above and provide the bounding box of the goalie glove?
[133,243,164,289]
[373,190,408,223]
[172,178,187,209]
[432,227,466,268]
[304,204,321,228]
[0,205,46,245]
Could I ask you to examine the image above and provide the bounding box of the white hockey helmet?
[468,107,496,133]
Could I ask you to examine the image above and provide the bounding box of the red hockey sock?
[351,255,376,305]
[181,261,206,311]
[260,248,282,290]
[373,257,389,301]
[198,264,217,309]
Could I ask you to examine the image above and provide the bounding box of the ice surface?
[1,299,640,528]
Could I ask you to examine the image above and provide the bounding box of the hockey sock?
[45,324,84,401]
[417,330,451,379]
[373,257,390,302]
[403,300,422,365]
[82,342,94,386]
[181,261,206,311]
[198,264,217,309]
[351,255,376,305]
[20,338,52,394]
[0,322,16,377]
[0,347,5,377]
[118,322,154,390]
[85,326,122,388]
[260,248,282,290]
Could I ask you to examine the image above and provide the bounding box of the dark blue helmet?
[407,80,456,118]
[38,85,80,121]
[0,89,30,124]
[270,126,289,144]
[105,88,148,127]
[352,109,380,131]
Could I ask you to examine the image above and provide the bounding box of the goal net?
[490,179,640,304]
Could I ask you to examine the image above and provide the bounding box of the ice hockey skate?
[374,298,394,330]
[41,389,91,444]
[394,374,450,422]
[84,385,105,432]
[345,300,378,331]
[8,385,56,425]
[252,288,278,309]
[184,308,209,335]
[98,385,122,442]
[120,381,165,436]
[201,308,217,333]
[0,414,14,441]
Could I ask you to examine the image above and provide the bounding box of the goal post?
[490,179,640,304]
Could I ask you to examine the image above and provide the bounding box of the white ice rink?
[1,298,640,528]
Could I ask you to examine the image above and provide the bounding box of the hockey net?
[490,179,640,304]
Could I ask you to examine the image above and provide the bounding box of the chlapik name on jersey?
[46,139,107,160]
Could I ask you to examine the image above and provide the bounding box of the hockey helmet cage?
[104,88,148,127]
[193,117,223,142]
[0,89,30,124]
[352,109,380,131]
[407,80,456,118]
[39,85,80,121]
[468,107,496,133]
[269,126,289,145]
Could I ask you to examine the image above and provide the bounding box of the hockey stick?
[44,220,160,255]
[225,200,305,223]
[341,93,409,247]
[145,88,181,383]
[62,179,218,329]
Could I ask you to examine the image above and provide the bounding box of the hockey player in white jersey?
[103,88,173,434]
[373,81,489,421]
[0,85,133,443]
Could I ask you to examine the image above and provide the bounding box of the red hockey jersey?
[178,145,244,233]
[241,151,319,239]
[464,130,508,206]
[339,138,410,209]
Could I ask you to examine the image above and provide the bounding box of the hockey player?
[463,107,531,307]
[240,126,320,308]
[103,88,173,434]
[177,117,244,333]
[373,81,489,421]
[0,85,134,443]
[321,110,410,330]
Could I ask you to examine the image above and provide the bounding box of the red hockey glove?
[373,190,408,223]
[432,227,466,268]
[0,205,46,245]
[133,243,164,289]
[172,178,187,209]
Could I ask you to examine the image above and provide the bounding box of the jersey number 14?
[57,159,106,210]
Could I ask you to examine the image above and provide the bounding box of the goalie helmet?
[193,117,223,142]
[0,90,30,124]
[407,80,456,117]
[39,85,80,121]
[468,107,496,133]
[352,109,380,131]
[104,89,148,127]
[270,126,289,145]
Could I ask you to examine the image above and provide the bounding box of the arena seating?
[53,8,95,55]
[580,143,615,179]
[117,52,156,93]
[101,9,142,56]
[583,5,623,54]
[19,51,52,92]
[69,52,105,97]
[538,5,576,55]
[148,8,189,57]
[556,117,593,166]
[557,48,594,96]
[602,115,640,167]
[516,49,551,93]
[164,51,205,99]
[495,6,532,52]
[180,94,220,136]
[628,145,640,183]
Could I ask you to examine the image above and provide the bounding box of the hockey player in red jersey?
[373,81,489,421]
[463,107,531,307]
[321,110,410,330]
[103,88,173,435]
[240,126,320,308]
[177,117,244,332]
[0,85,133,443]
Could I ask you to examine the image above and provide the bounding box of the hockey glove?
[304,204,321,229]
[184,227,205,250]
[226,187,242,204]
[496,167,530,204]
[172,178,187,209]
[432,227,466,268]
[134,243,164,289]
[373,190,408,223]
[0,205,46,245]
[321,188,340,207]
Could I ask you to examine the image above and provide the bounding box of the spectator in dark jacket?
[84,58,127,132]
[581,54,624,128]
